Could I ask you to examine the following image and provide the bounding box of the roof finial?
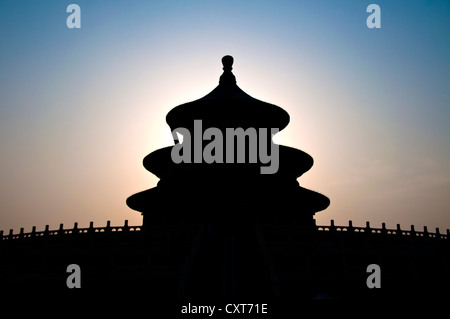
[219,55,236,85]
[222,55,234,71]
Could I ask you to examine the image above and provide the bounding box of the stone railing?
[314,219,449,240]
[1,219,449,241]
[0,220,142,241]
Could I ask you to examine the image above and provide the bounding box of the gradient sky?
[1,0,449,234]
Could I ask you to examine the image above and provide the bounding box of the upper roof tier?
[166,56,290,131]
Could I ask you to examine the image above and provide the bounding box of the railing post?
[89,221,95,234]
[330,219,335,232]
[105,220,111,232]
[435,227,440,239]
[44,225,50,237]
[410,225,416,237]
[19,227,24,239]
[31,226,36,238]
[123,220,129,232]
[365,221,371,234]
[58,223,64,235]
[348,220,354,232]
[447,229,450,240]
[396,224,402,236]
[423,226,429,238]
[9,229,14,240]
[0,230,3,240]
[381,222,387,235]
[72,222,79,235]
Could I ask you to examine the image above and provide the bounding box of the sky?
[1,0,449,234]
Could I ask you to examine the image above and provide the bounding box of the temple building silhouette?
[0,56,449,309]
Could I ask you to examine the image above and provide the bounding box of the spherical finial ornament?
[222,55,234,71]
[219,55,236,85]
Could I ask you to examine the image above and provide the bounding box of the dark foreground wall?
[1,221,449,314]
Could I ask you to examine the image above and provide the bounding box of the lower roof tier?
[126,176,330,219]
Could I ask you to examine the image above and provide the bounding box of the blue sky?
[1,0,449,232]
